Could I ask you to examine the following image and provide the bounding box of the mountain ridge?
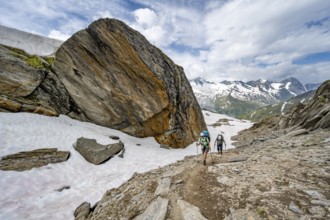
[190,77,321,118]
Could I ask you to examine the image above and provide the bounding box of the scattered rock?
[177,199,208,220]
[109,135,120,140]
[118,147,125,158]
[73,137,124,165]
[311,200,330,207]
[155,177,171,196]
[303,190,324,199]
[228,156,248,163]
[0,148,70,171]
[289,201,303,214]
[55,185,70,192]
[160,144,171,149]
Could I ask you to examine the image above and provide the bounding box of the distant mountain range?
[189,77,321,119]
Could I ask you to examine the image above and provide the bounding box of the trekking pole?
[196,143,199,163]
[209,147,214,164]
[210,151,214,164]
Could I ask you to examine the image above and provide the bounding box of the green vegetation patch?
[25,55,44,69]
[2,44,54,69]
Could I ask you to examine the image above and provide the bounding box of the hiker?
[214,132,226,154]
[196,130,211,165]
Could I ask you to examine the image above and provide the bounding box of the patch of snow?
[0,112,252,220]
[285,82,291,90]
[281,102,287,114]
[285,82,297,96]
[271,83,282,90]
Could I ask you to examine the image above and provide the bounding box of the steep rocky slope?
[241,90,316,122]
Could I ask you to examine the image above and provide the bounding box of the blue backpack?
[200,130,210,147]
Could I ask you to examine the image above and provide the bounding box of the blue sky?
[0,0,329,84]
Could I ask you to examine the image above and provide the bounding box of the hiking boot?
[203,160,206,165]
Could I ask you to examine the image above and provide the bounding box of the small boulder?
[74,202,91,220]
[73,137,124,165]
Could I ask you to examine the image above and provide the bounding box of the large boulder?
[52,18,205,147]
[73,137,124,165]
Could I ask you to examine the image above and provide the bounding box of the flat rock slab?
[155,177,171,195]
[74,137,124,165]
[134,197,169,220]
[0,148,70,171]
[177,199,208,220]
[282,129,309,139]
[228,156,248,163]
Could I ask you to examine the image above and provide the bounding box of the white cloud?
[1,0,329,84]
[48,30,71,41]
[133,8,157,27]
[92,10,114,21]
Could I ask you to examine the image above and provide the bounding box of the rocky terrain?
[75,81,330,220]
[75,128,329,220]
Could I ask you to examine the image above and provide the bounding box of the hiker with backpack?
[214,132,226,154]
[196,130,211,165]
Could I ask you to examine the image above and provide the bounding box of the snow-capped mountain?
[190,77,320,118]
[0,25,63,56]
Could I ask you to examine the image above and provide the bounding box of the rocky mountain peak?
[281,77,307,94]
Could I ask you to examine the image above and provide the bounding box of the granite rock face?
[52,18,205,147]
